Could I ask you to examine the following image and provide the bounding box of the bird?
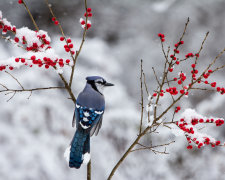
[69,76,114,169]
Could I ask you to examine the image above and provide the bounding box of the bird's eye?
[96,81,103,84]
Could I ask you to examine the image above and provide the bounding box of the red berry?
[45,65,49,69]
[180,89,185,94]
[216,141,220,146]
[66,59,70,64]
[217,87,221,92]
[67,39,72,43]
[54,21,59,25]
[88,13,93,17]
[87,23,91,29]
[15,58,20,62]
[21,58,25,63]
[52,17,56,21]
[9,66,14,70]
[180,41,184,44]
[18,0,23,4]
[208,69,213,73]
[81,20,86,25]
[87,8,92,12]
[176,61,180,65]
[65,48,70,52]
[12,27,16,32]
[60,37,65,41]
[211,82,216,88]
[68,44,73,48]
[31,56,36,61]
[191,64,195,68]
[153,93,157,97]
[14,37,19,43]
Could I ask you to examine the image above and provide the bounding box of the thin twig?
[191,87,215,91]
[5,71,24,90]
[139,60,144,134]
[194,31,209,64]
[69,0,89,88]
[44,0,76,65]
[131,141,175,153]
[0,86,65,93]
[22,0,39,31]
[143,72,150,123]
[1,35,26,50]
[152,67,160,86]
[7,91,16,102]
[0,83,8,90]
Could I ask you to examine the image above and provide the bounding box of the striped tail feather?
[69,130,88,168]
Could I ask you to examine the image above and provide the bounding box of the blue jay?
[69,76,114,169]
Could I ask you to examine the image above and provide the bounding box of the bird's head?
[86,76,114,94]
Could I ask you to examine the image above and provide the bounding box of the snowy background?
[1,0,225,179]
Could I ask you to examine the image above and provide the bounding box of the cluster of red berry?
[176,117,224,149]
[158,33,165,42]
[80,8,92,30]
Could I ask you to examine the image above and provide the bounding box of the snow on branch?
[176,109,224,149]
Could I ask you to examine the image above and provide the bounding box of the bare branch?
[1,35,26,50]
[0,86,65,93]
[69,0,89,88]
[194,31,209,64]
[5,71,24,90]
[139,60,144,134]
[152,67,160,86]
[131,141,175,153]
[22,0,39,31]
[44,0,76,64]
[6,91,16,102]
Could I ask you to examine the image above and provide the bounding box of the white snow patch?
[146,104,153,112]
[64,146,71,163]
[56,68,63,74]
[82,153,91,164]
[171,128,184,137]
[146,115,154,127]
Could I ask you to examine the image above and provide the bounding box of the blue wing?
[74,103,104,135]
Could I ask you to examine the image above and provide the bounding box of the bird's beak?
[104,82,114,86]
